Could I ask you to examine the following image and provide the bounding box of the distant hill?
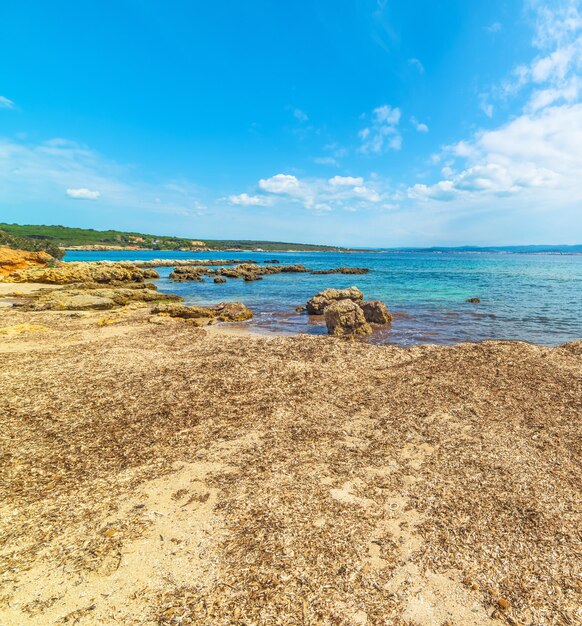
[0,223,345,253]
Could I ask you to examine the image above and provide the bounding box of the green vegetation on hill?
[0,228,65,259]
[0,224,344,252]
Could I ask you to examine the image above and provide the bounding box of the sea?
[64,249,582,347]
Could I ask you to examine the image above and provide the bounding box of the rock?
[361,300,392,324]
[209,302,253,322]
[243,274,262,281]
[151,301,252,323]
[295,305,306,313]
[306,287,364,315]
[5,261,157,285]
[324,299,372,337]
[214,276,227,284]
[38,294,117,311]
[169,266,210,281]
[466,297,481,303]
[0,247,54,276]
[151,302,216,320]
[215,263,309,279]
[0,323,48,335]
[311,267,369,275]
[148,315,178,325]
[18,287,182,311]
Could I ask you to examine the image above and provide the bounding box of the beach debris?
[361,300,392,324]
[324,299,372,336]
[306,287,364,315]
[466,297,481,303]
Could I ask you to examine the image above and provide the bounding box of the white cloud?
[410,116,429,132]
[0,137,206,218]
[259,173,300,194]
[314,156,339,167]
[408,103,582,203]
[359,104,402,154]
[329,175,364,186]
[228,193,269,206]
[408,58,425,74]
[293,108,308,122]
[479,94,494,117]
[231,172,385,213]
[501,0,582,111]
[486,21,502,33]
[0,96,15,109]
[66,187,100,200]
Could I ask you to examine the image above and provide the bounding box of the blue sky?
[1,0,581,246]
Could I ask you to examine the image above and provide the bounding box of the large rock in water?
[324,299,372,337]
[209,302,253,322]
[306,287,363,315]
[152,301,253,323]
[360,300,392,324]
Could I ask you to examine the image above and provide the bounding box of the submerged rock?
[360,300,392,324]
[214,276,227,284]
[306,287,364,315]
[466,297,481,304]
[324,299,372,337]
[169,267,210,281]
[209,302,253,322]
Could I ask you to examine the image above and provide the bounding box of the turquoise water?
[65,250,582,346]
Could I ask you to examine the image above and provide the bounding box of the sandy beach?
[1,303,580,625]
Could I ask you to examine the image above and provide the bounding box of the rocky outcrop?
[306,287,364,315]
[360,300,392,324]
[16,287,182,311]
[5,262,158,285]
[209,302,253,322]
[311,267,369,275]
[466,297,481,304]
[152,301,253,324]
[169,267,210,282]
[324,299,372,337]
[168,263,311,282]
[152,302,218,325]
[0,247,54,277]
[214,276,227,284]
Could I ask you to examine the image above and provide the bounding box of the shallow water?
[65,250,582,346]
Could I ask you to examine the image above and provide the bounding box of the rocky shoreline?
[0,254,382,337]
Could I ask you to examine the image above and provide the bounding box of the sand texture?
[0,306,580,625]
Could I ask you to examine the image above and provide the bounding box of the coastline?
[1,302,580,624]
